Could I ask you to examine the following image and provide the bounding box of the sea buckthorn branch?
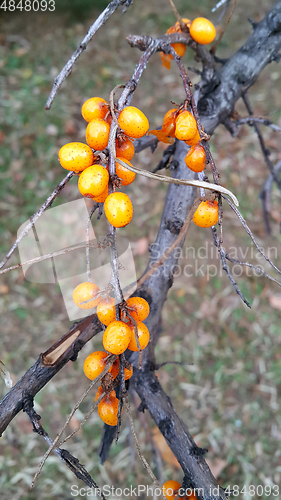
[22,393,107,499]
[0,171,75,271]
[260,160,281,235]
[211,226,281,289]
[45,0,133,110]
[235,115,281,134]
[31,353,116,486]
[0,235,114,277]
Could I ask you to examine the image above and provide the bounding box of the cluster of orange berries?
[160,17,216,70]
[72,285,150,425]
[162,480,198,500]
[150,106,219,228]
[58,97,149,228]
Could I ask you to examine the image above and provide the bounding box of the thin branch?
[0,171,74,271]
[86,203,100,282]
[23,394,106,499]
[0,235,113,277]
[33,354,116,483]
[124,394,166,500]
[236,115,281,134]
[45,0,133,109]
[222,194,281,276]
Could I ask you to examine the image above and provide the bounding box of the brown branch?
[45,0,133,110]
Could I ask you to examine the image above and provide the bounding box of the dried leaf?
[269,294,281,311]
[206,458,227,478]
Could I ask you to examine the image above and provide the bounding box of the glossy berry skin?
[86,118,110,150]
[162,108,178,138]
[185,144,206,172]
[115,138,135,161]
[98,392,120,426]
[126,297,150,322]
[73,282,100,309]
[175,111,198,142]
[115,157,136,186]
[128,321,150,352]
[166,26,186,59]
[185,129,201,147]
[78,164,109,198]
[83,351,109,380]
[190,17,216,45]
[110,357,133,380]
[59,142,95,173]
[193,200,219,228]
[103,320,132,355]
[118,106,149,139]
[81,97,108,122]
[92,186,109,203]
[104,192,133,228]
[162,480,182,500]
[97,297,116,326]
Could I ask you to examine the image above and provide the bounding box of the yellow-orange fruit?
[128,321,150,352]
[185,129,201,146]
[115,157,136,186]
[92,186,109,203]
[185,144,206,172]
[78,164,109,198]
[126,297,150,322]
[190,17,216,45]
[81,97,108,122]
[115,138,135,161]
[86,118,110,150]
[73,282,100,309]
[97,297,116,326]
[110,357,133,380]
[162,480,182,500]
[162,108,178,138]
[104,192,133,228]
[175,111,198,142]
[193,200,219,228]
[98,393,120,426]
[95,387,116,402]
[58,142,95,173]
[118,106,149,139]
[103,320,132,355]
[83,351,109,380]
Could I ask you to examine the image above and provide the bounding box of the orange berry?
[185,144,206,172]
[128,321,150,352]
[104,192,133,228]
[118,106,149,139]
[193,200,219,228]
[162,108,178,138]
[171,42,186,57]
[175,18,191,29]
[103,320,132,355]
[110,357,133,380]
[115,138,135,161]
[81,97,108,122]
[190,17,216,45]
[83,351,109,380]
[98,392,120,426]
[162,480,182,500]
[115,157,136,186]
[73,282,100,309]
[58,142,95,173]
[86,118,110,150]
[95,387,116,402]
[175,111,198,142]
[78,164,109,198]
[97,297,116,326]
[185,129,201,146]
[92,185,109,203]
[126,297,150,322]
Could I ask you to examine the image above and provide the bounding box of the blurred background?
[0,1,281,498]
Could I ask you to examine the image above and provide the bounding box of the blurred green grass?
[0,1,281,499]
